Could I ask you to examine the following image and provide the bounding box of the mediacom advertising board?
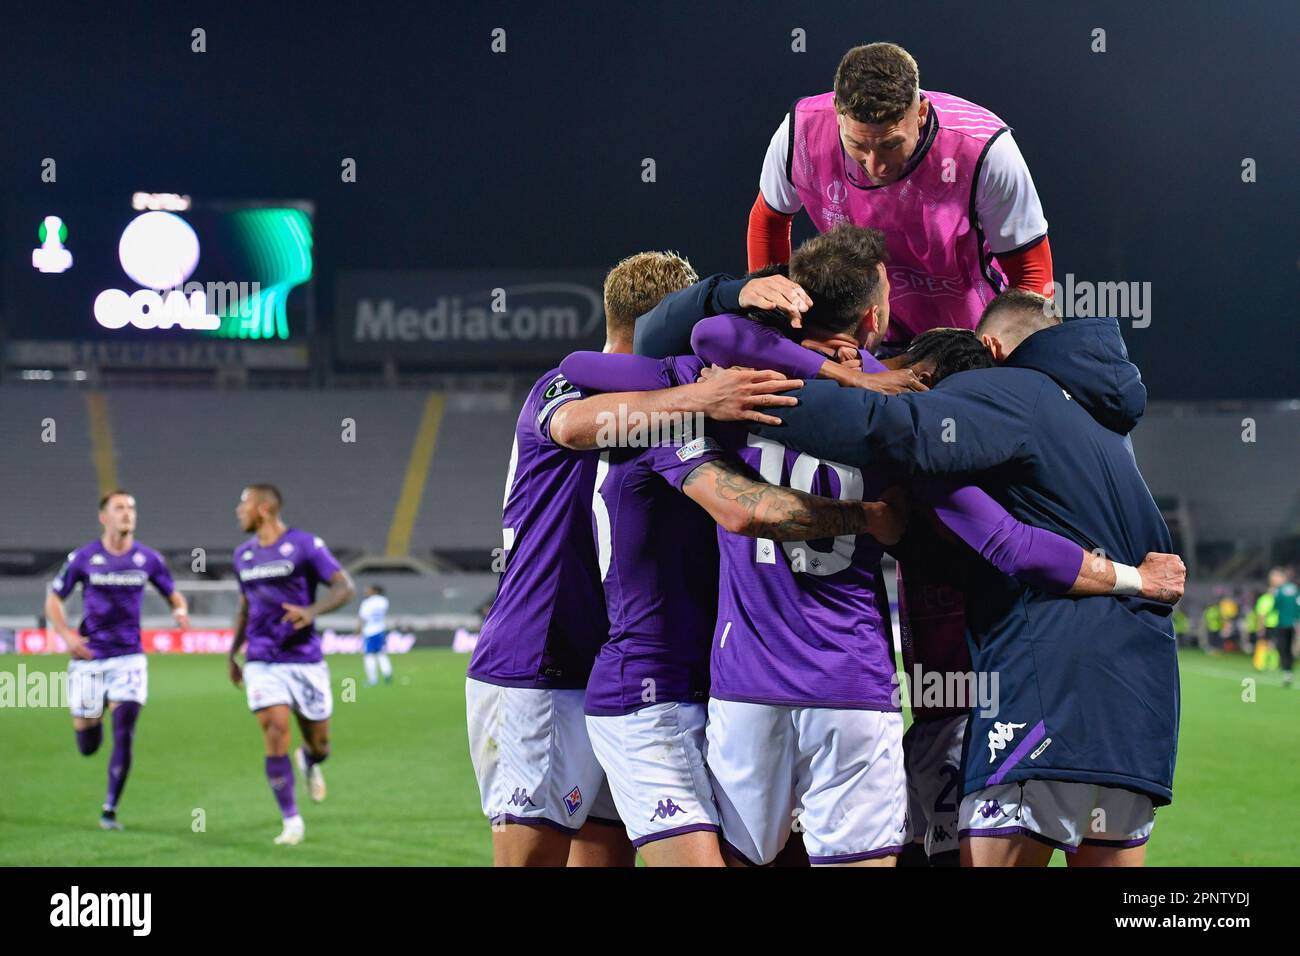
[335,269,607,365]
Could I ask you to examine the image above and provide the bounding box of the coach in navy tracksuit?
[754,291,1180,867]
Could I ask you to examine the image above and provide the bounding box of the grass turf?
[0,648,1293,866]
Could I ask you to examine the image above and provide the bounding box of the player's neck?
[602,337,633,355]
[101,532,133,556]
[255,519,288,547]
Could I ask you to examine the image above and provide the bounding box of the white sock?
[363,654,378,685]
[378,653,392,679]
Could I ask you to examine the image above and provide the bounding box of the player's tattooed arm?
[281,569,356,630]
[1070,550,1186,604]
[679,458,902,543]
[229,595,249,687]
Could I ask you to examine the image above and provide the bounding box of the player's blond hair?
[603,251,699,341]
[834,42,920,125]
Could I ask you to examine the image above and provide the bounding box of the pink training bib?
[790,89,1009,342]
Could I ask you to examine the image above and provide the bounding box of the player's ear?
[916,97,929,125]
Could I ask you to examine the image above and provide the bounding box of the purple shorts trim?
[630,823,720,849]
[958,825,1077,854]
[1080,834,1150,849]
[489,813,580,837]
[584,815,624,829]
[808,843,906,865]
[720,838,762,867]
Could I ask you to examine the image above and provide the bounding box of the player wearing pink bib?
[749,42,1053,350]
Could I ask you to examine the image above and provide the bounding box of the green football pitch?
[0,648,1294,866]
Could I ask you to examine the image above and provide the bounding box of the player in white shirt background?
[358,585,392,686]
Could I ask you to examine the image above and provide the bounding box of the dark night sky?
[1,0,1296,398]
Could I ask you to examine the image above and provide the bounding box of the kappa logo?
[650,798,685,821]
[242,550,254,561]
[977,799,1005,819]
[563,786,583,816]
[986,721,1027,764]
[507,787,536,808]
[90,554,107,566]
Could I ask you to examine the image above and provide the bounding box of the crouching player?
[227,484,356,845]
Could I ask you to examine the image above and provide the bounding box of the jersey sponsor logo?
[886,264,967,299]
[986,721,1027,764]
[675,436,721,462]
[87,571,149,588]
[649,798,685,821]
[563,786,583,816]
[238,560,295,582]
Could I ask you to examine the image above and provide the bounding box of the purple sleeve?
[646,436,727,490]
[50,552,83,599]
[690,314,825,380]
[559,351,672,393]
[922,482,1082,593]
[530,372,588,442]
[149,553,176,598]
[308,535,344,582]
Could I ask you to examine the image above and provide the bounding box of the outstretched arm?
[552,352,802,450]
[926,482,1185,603]
[680,458,902,544]
[751,376,1038,474]
[691,313,926,394]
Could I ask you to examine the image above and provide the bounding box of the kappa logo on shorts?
[986,721,1027,764]
[507,788,536,808]
[977,799,1005,820]
[649,798,684,821]
[563,786,583,816]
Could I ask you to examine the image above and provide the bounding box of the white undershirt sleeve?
[974,131,1049,255]
[758,114,803,215]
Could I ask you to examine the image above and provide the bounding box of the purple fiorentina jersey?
[234,528,343,664]
[469,369,608,689]
[710,430,899,710]
[50,540,175,658]
[584,360,723,715]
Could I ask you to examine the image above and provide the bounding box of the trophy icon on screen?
[32,215,73,273]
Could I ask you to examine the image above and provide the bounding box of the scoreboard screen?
[4,196,314,342]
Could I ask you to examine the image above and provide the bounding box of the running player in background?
[45,490,189,830]
[227,484,356,846]
[358,584,391,686]
[749,42,1052,351]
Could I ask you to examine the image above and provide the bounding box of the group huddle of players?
[467,42,1187,867]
